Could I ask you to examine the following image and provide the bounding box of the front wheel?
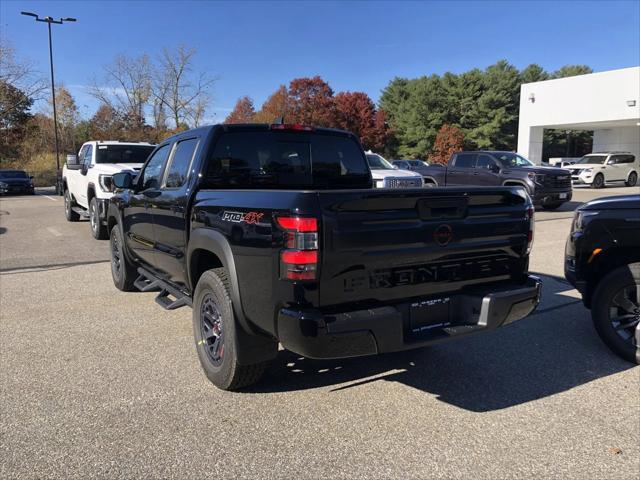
[591,263,640,364]
[591,173,605,189]
[89,198,108,240]
[625,171,638,187]
[110,225,137,291]
[193,268,266,390]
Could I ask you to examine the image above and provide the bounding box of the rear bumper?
[277,275,542,359]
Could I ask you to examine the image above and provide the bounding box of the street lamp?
[21,11,77,193]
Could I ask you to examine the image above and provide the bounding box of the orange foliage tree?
[430,124,464,164]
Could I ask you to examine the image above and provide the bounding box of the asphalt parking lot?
[1,185,639,479]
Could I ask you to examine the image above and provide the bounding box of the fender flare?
[502,179,532,193]
[187,228,251,332]
[187,228,278,364]
[87,182,97,202]
[423,176,438,186]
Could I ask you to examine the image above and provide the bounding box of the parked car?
[421,151,573,210]
[62,141,155,239]
[569,152,638,188]
[365,152,424,188]
[0,169,35,195]
[565,194,640,364]
[107,123,541,391]
[393,159,436,178]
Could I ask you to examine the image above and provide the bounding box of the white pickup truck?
[62,141,155,239]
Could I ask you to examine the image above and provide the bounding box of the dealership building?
[517,66,640,165]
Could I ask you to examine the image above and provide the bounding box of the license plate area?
[408,297,451,337]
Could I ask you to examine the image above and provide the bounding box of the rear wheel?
[591,263,640,364]
[89,198,108,239]
[110,225,137,291]
[625,171,637,187]
[591,173,605,189]
[193,268,266,390]
[64,189,80,222]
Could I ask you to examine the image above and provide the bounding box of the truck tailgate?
[317,187,531,308]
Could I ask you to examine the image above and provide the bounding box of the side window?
[620,155,635,164]
[140,144,171,190]
[164,138,199,188]
[454,153,476,168]
[83,145,93,168]
[476,154,496,169]
[78,145,87,160]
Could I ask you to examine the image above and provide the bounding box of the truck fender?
[423,176,438,186]
[187,228,278,364]
[502,179,531,195]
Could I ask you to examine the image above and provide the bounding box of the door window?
[476,155,496,170]
[83,145,93,168]
[140,144,171,190]
[454,153,477,168]
[164,138,199,188]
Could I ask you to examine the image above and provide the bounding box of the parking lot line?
[37,193,58,201]
[46,227,62,237]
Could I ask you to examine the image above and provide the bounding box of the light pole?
[21,11,76,193]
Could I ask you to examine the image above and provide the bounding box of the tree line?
[2,37,594,182]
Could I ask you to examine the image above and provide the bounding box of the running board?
[71,206,89,218]
[134,267,192,310]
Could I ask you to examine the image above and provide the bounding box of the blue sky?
[3,0,639,122]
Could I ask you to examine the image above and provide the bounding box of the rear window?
[95,145,155,164]
[204,131,371,189]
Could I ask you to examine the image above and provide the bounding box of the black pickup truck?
[421,151,573,210]
[565,194,640,363]
[107,124,541,390]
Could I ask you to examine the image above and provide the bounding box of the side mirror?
[66,154,78,166]
[112,172,134,190]
[489,164,500,173]
[29,175,34,180]
[606,159,615,165]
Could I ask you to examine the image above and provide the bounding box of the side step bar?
[134,267,192,310]
[71,206,90,218]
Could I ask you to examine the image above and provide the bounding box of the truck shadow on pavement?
[249,273,635,410]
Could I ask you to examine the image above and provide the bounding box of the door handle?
[171,205,185,214]
[473,172,480,176]
[142,189,161,198]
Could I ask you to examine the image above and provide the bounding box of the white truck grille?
[384,177,423,188]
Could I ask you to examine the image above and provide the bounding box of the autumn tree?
[225,96,255,123]
[253,85,290,123]
[333,91,389,150]
[0,81,33,160]
[430,124,464,164]
[288,76,335,126]
[89,105,126,140]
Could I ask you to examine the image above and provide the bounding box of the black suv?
[565,194,640,363]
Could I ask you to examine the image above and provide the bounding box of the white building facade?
[517,67,640,165]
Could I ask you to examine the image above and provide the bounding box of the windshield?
[493,153,534,168]
[366,153,395,170]
[95,145,155,164]
[576,155,607,165]
[0,171,28,179]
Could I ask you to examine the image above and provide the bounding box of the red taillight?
[278,215,319,281]
[281,250,317,264]
[270,124,315,132]
[277,217,317,232]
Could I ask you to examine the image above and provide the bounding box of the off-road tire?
[193,268,266,390]
[90,197,108,240]
[110,225,137,291]
[591,263,640,364]
[64,189,80,222]
[625,171,638,187]
[591,173,605,189]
